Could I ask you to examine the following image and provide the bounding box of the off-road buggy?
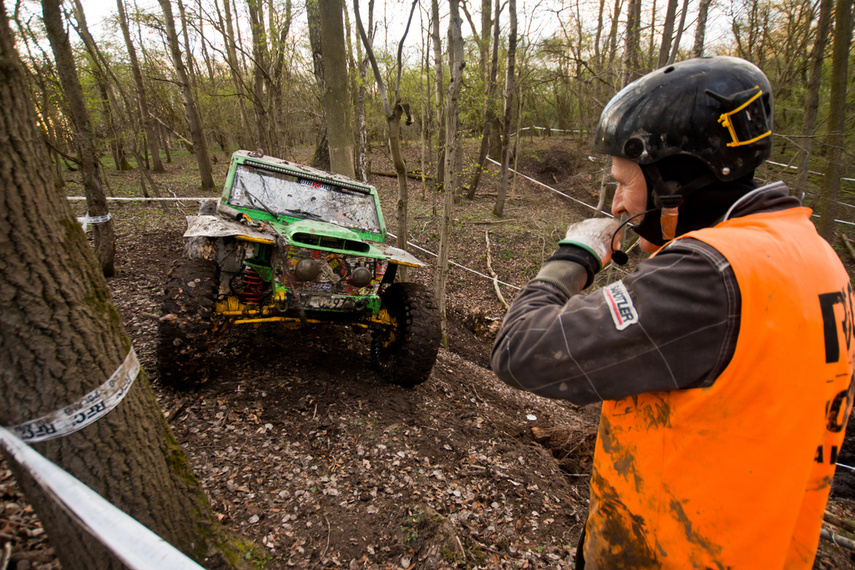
[158,150,441,388]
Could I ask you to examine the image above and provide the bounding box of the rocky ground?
[3,139,855,569]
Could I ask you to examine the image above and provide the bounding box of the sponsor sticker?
[603,281,639,330]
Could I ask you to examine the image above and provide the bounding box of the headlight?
[351,266,373,287]
[294,258,321,281]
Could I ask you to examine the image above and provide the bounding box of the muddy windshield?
[228,163,382,234]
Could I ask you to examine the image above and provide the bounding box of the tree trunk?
[667,0,689,65]
[42,0,116,277]
[692,0,712,56]
[247,0,270,153]
[437,0,464,346]
[658,0,678,68]
[117,0,164,172]
[320,0,355,177]
[0,7,233,567]
[494,0,516,218]
[623,0,641,84]
[308,0,331,170]
[817,0,852,240]
[466,0,501,200]
[795,0,834,200]
[220,0,251,151]
[157,0,215,191]
[431,0,446,194]
[269,0,293,157]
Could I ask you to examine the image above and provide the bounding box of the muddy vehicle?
[158,150,441,388]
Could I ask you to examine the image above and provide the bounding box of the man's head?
[596,56,774,247]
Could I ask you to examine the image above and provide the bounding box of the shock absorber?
[240,267,264,304]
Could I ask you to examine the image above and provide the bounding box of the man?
[491,56,855,568]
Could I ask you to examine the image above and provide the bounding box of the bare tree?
[320,0,355,177]
[0,3,236,566]
[117,0,164,172]
[466,0,501,200]
[658,0,679,67]
[494,0,516,217]
[354,0,419,273]
[692,0,712,56]
[156,0,215,191]
[42,0,116,277]
[794,0,834,199]
[817,0,853,240]
[436,0,464,345]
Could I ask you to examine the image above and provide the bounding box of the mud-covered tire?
[157,258,219,388]
[371,282,441,387]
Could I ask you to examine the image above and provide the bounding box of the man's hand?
[559,218,622,270]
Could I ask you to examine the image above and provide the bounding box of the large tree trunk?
[622,0,641,85]
[308,0,330,170]
[466,0,500,200]
[219,0,251,151]
[431,0,446,195]
[795,0,834,200]
[0,6,232,567]
[320,0,355,177]
[157,0,215,191]
[658,0,678,67]
[42,0,116,277]
[247,0,270,153]
[817,0,852,240]
[494,0,516,218]
[117,0,164,172]
[436,0,464,345]
[692,0,712,56]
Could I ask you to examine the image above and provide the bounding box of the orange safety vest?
[584,207,855,569]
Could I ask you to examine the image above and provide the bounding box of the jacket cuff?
[531,260,589,296]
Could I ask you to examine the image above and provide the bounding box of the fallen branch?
[821,527,855,551]
[839,233,855,263]
[485,231,510,310]
[825,511,855,535]
[470,219,518,225]
[370,170,433,182]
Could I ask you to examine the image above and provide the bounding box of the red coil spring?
[240,267,264,304]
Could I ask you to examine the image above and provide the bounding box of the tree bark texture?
[431,0,446,193]
[436,0,464,344]
[308,0,331,170]
[795,0,834,199]
[42,0,116,277]
[320,0,355,178]
[692,0,712,56]
[817,0,853,240]
[658,0,678,67]
[157,0,215,191]
[494,0,516,218]
[0,6,229,567]
[466,0,500,200]
[117,0,164,172]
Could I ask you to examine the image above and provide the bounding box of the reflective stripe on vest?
[584,207,855,569]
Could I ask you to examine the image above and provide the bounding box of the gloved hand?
[536,218,622,291]
[558,218,622,270]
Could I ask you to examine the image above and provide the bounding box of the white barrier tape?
[76,213,112,231]
[0,426,204,570]
[6,349,139,443]
[388,232,522,291]
[67,196,213,201]
[486,156,608,215]
[77,213,112,224]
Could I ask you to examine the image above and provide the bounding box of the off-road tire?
[158,258,219,388]
[371,282,441,387]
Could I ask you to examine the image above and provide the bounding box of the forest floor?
[3,137,855,569]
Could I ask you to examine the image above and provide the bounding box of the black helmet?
[594,56,773,182]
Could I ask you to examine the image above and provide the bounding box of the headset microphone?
[609,209,658,266]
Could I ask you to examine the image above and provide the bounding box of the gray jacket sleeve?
[490,238,741,406]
